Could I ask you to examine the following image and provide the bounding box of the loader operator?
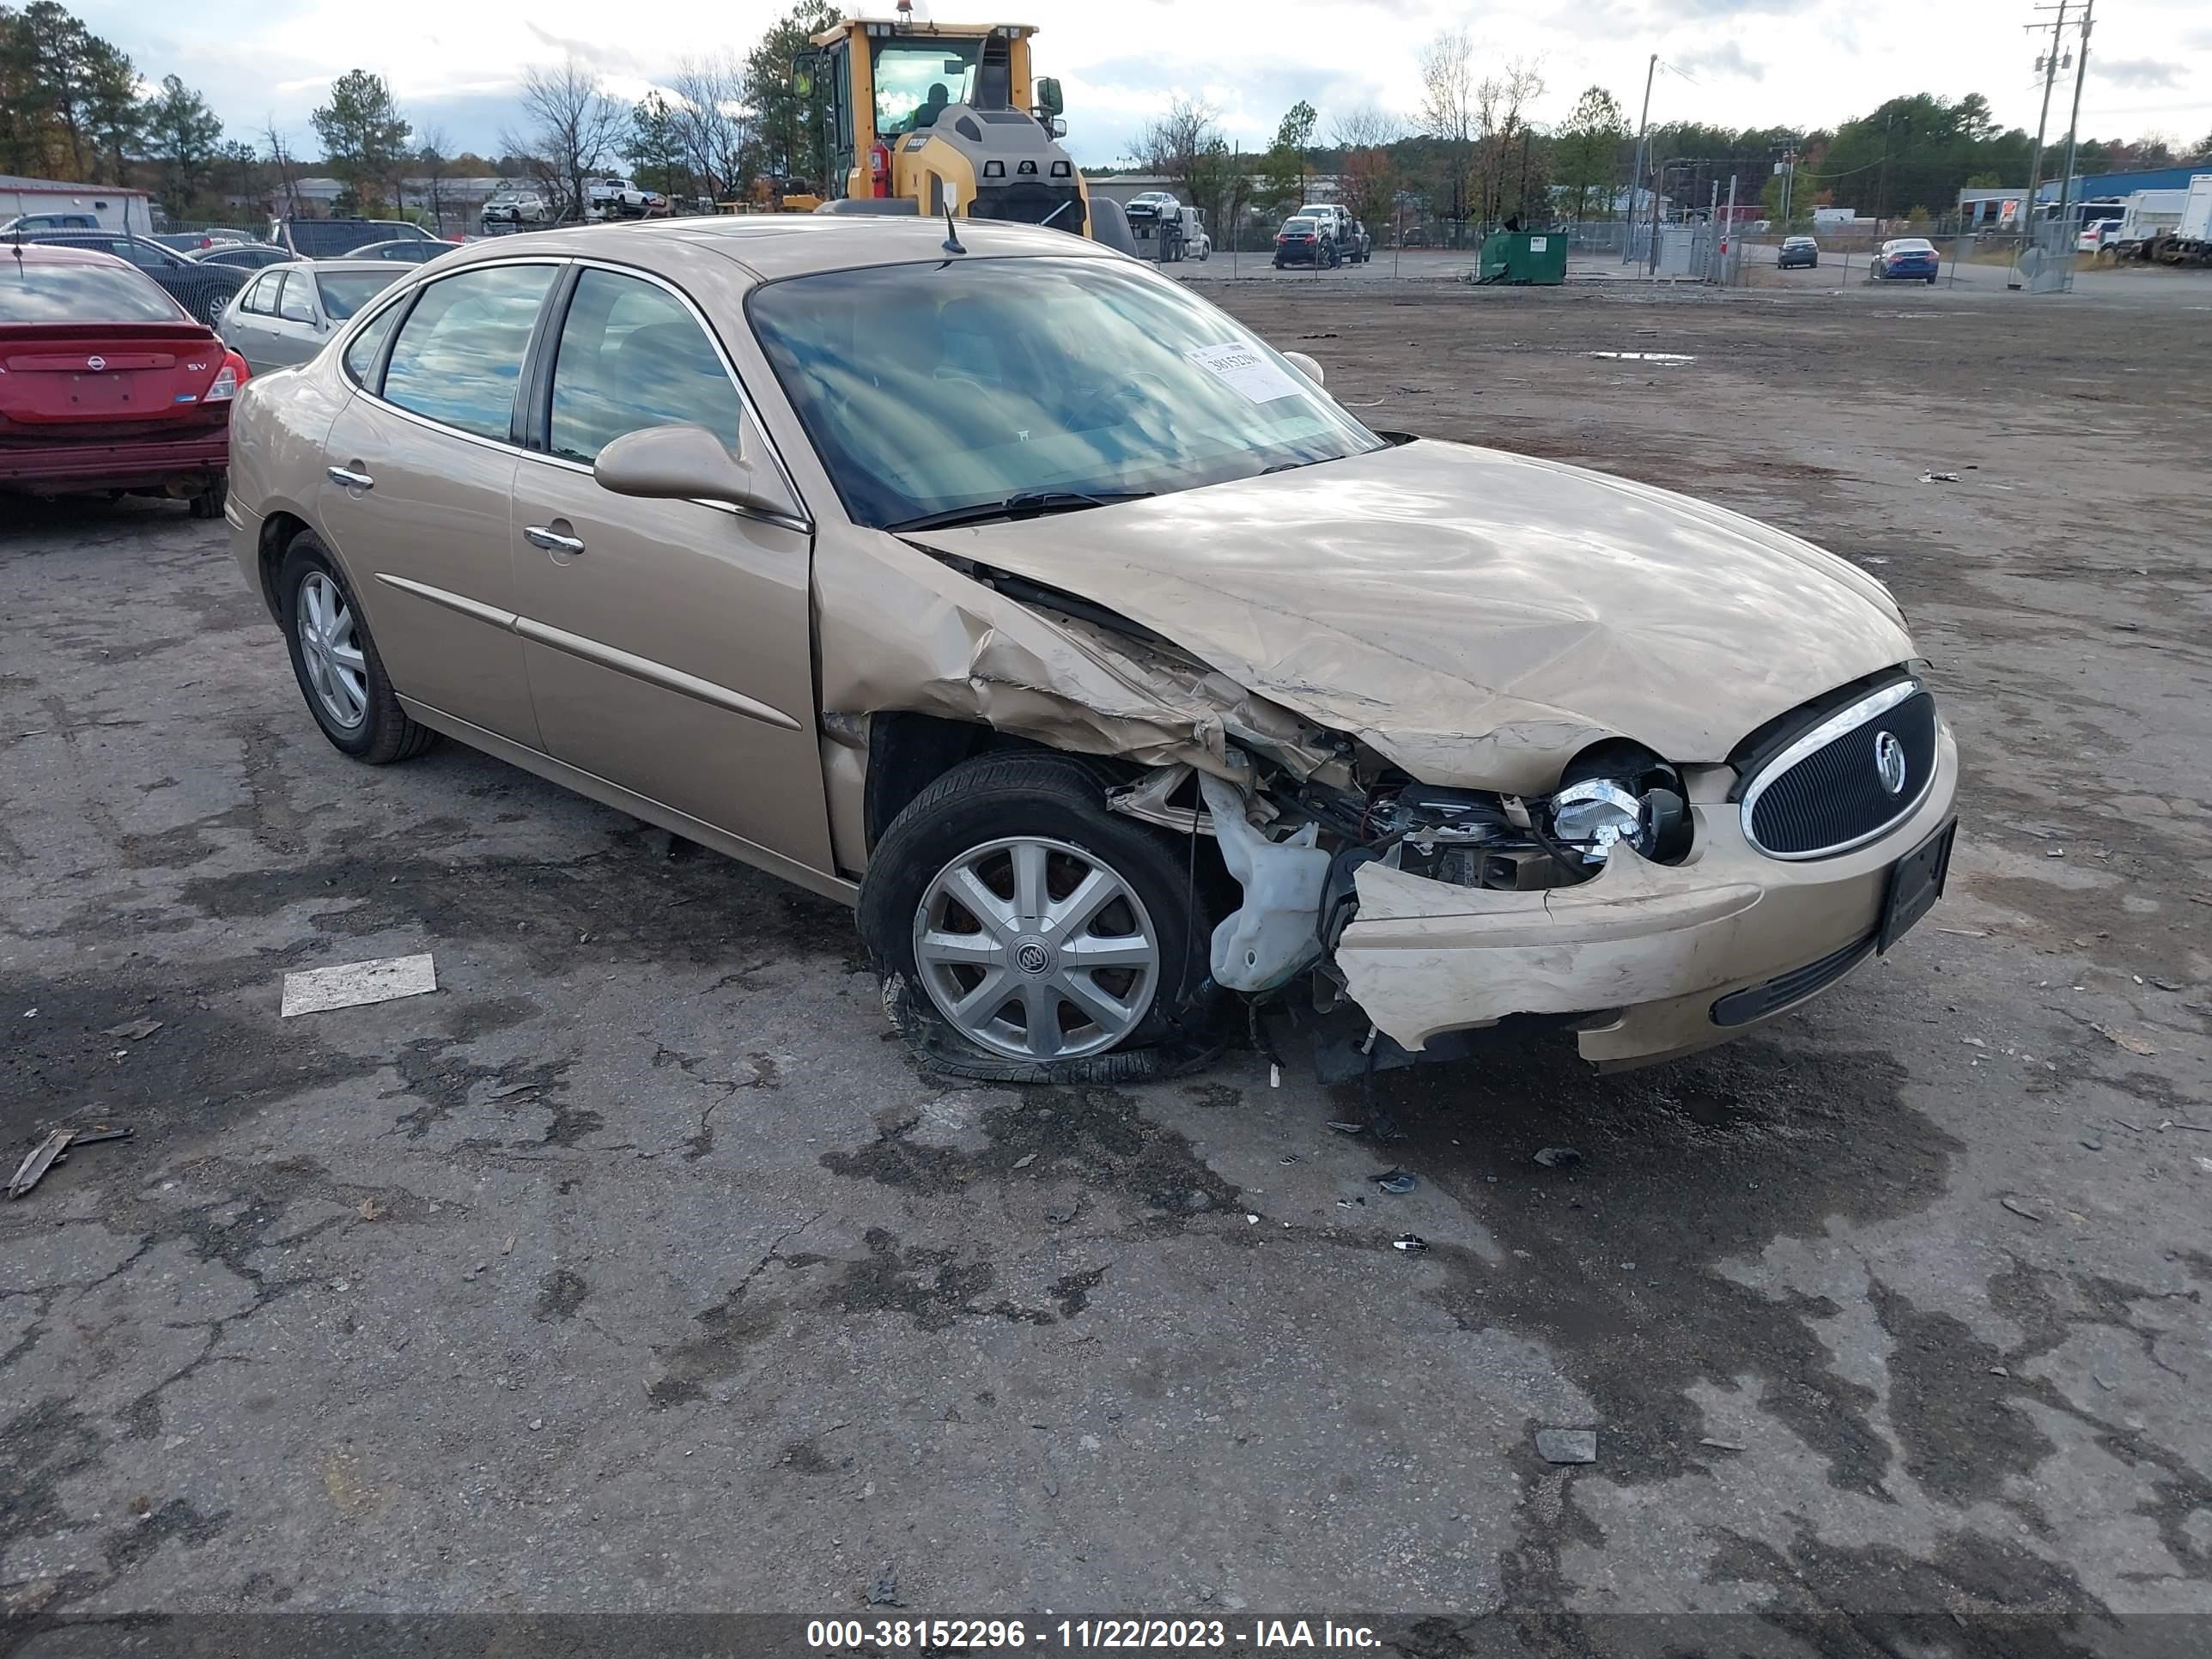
[913,82,951,131]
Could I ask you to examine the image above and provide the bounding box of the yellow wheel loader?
[794,14,1138,253]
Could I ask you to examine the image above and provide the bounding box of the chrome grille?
[1741,680,1937,860]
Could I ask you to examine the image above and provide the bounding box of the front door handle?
[525,524,586,556]
[327,465,374,489]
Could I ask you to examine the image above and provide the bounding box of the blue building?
[2039,164,2209,203]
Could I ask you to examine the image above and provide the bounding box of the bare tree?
[1417,29,1475,230]
[1331,106,1401,234]
[503,58,625,222]
[1132,96,1247,243]
[669,53,753,200]
[416,122,454,235]
[262,117,305,218]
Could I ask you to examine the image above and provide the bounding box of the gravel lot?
[3,275,2209,1653]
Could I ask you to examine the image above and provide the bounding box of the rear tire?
[188,475,227,520]
[277,531,437,765]
[859,751,1220,1083]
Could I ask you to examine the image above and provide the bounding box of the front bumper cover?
[1334,721,1959,1066]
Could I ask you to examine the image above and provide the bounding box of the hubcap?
[296,570,368,730]
[913,836,1160,1062]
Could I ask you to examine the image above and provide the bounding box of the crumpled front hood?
[917,439,1915,793]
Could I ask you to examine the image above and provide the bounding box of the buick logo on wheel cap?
[1874,730,1908,796]
[1015,940,1051,975]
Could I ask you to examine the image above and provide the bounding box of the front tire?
[278,532,437,764]
[860,752,1219,1082]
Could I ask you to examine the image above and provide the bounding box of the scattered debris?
[1012,1152,1037,1170]
[8,1130,73,1200]
[1327,1121,1365,1136]
[1278,1154,1298,1165]
[867,1565,902,1607]
[1918,471,1960,483]
[2196,1158,2212,1176]
[2045,848,2066,859]
[356,1198,387,1221]
[2093,1373,2113,1391]
[1269,1063,1281,1089]
[101,1018,163,1041]
[1936,927,1988,938]
[1044,1194,1082,1225]
[1374,1170,1418,1196]
[501,1236,516,1255]
[1535,1428,1598,1464]
[1698,1437,1747,1453]
[281,952,437,1018]
[1962,1036,1986,1048]
[1534,1146,1583,1170]
[2149,978,2185,993]
[1391,1233,1427,1254]
[2081,1139,2103,1152]
[2092,1024,2157,1056]
[526,1417,544,1432]
[1999,1195,2045,1224]
[1245,1213,1261,1224]
[488,1081,543,1100]
[8,1123,131,1200]
[1990,1365,2010,1377]
[1589,350,1695,364]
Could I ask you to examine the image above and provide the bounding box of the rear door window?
[342,295,406,390]
[242,272,280,315]
[544,268,741,465]
[380,264,556,441]
[277,276,317,324]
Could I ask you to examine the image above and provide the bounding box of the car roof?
[420,215,1121,284]
[3,240,135,268]
[295,258,401,274]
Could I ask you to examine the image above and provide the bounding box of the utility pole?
[1723,170,1738,283]
[1778,148,1796,228]
[2055,0,2094,270]
[1624,51,1656,264]
[2012,0,2069,287]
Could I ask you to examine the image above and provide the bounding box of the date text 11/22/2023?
[805,1618,1384,1650]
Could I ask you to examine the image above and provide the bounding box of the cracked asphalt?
[3,277,2209,1655]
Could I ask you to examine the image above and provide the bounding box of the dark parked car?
[1777,234,1820,269]
[1873,237,1940,283]
[343,239,451,265]
[266,217,443,259]
[1273,215,1339,268]
[191,243,291,272]
[0,243,247,514]
[2,210,100,232]
[13,231,249,326]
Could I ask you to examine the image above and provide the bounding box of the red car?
[0,242,248,516]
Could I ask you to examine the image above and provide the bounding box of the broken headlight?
[1546,755,1692,866]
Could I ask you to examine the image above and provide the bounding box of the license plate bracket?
[1879,818,1956,953]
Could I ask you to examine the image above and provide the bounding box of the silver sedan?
[215,260,410,374]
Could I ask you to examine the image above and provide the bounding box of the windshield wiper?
[888,489,1154,533]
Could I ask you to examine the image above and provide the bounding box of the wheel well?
[862,713,1147,852]
[257,511,309,620]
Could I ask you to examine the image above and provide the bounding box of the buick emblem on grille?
[1874,730,1907,796]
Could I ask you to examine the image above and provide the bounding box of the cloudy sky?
[78,0,2212,167]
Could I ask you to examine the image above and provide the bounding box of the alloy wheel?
[912,836,1161,1060]
[296,570,368,729]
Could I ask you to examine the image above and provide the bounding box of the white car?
[585,177,666,220]
[481,189,550,228]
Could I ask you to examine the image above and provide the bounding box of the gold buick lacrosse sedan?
[226,216,1955,1081]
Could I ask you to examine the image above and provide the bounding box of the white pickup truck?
[585,177,667,220]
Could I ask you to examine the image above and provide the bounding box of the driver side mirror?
[594,423,788,518]
[1036,76,1064,118]
[1282,350,1325,387]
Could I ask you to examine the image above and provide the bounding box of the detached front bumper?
[1334,722,1959,1067]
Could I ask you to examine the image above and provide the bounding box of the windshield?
[0,262,185,323]
[874,40,980,135]
[749,256,1382,532]
[317,268,402,320]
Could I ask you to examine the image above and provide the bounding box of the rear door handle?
[327,465,374,489]
[524,524,586,555]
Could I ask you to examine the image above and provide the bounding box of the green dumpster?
[1477,229,1568,285]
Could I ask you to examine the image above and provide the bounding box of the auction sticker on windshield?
[1185,342,1303,403]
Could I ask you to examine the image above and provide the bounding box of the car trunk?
[0,321,228,441]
